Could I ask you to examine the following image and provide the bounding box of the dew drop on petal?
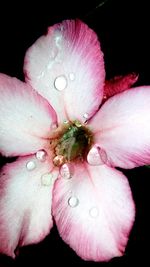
[68,196,79,207]
[54,75,67,91]
[69,72,75,81]
[41,172,53,186]
[36,150,47,162]
[87,146,102,165]
[89,207,99,218]
[83,113,89,122]
[26,161,36,171]
[87,146,107,165]
[60,163,71,179]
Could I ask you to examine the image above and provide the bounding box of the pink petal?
[0,155,58,258]
[53,163,135,262]
[90,86,150,168]
[0,73,57,157]
[24,20,105,123]
[103,73,138,102]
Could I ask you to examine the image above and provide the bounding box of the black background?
[0,0,150,266]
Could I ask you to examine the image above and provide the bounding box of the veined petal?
[24,20,105,123]
[0,73,57,157]
[53,163,135,262]
[0,155,58,258]
[90,86,150,168]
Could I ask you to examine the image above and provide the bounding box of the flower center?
[51,120,93,166]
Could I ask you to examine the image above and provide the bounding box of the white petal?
[0,155,58,258]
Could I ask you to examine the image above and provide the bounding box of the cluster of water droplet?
[25,143,105,219]
[26,150,55,186]
[67,195,99,218]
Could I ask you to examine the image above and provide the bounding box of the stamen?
[53,155,65,166]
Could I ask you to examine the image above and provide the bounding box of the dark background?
[0,0,150,266]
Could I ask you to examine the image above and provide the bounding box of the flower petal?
[24,20,105,123]
[0,155,58,258]
[103,73,138,102]
[0,73,57,157]
[90,86,150,168]
[53,163,135,262]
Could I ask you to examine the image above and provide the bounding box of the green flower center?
[52,120,93,166]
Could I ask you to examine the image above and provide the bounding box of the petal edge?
[53,163,135,262]
[24,20,105,122]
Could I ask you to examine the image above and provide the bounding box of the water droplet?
[60,164,71,179]
[26,161,36,171]
[41,173,53,186]
[36,150,47,162]
[89,207,99,218]
[83,113,89,119]
[68,196,79,207]
[87,146,101,165]
[69,73,75,81]
[54,75,67,91]
[87,146,107,165]
[83,113,89,122]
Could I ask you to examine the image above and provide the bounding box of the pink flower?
[0,20,149,262]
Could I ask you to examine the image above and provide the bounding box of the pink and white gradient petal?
[53,163,135,262]
[0,155,58,258]
[0,74,57,157]
[24,20,105,123]
[90,86,150,169]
